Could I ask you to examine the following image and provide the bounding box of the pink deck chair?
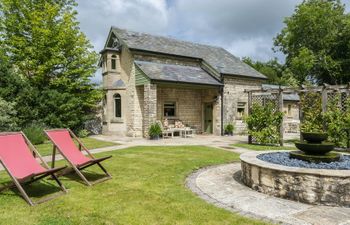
[45,129,112,186]
[0,132,67,206]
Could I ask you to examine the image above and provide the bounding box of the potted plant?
[148,122,162,140]
[224,123,235,136]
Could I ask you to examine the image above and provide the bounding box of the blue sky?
[75,0,350,82]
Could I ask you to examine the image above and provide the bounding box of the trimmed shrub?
[77,129,89,138]
[23,124,46,145]
[224,124,235,135]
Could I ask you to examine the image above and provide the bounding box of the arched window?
[114,93,121,118]
[111,55,117,70]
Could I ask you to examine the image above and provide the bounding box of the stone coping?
[187,163,350,225]
[240,150,350,177]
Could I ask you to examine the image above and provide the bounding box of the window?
[164,102,176,117]
[103,95,107,116]
[287,104,292,117]
[103,56,107,72]
[114,93,121,118]
[237,102,246,119]
[111,55,117,70]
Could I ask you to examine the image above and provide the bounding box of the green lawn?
[232,143,296,151]
[0,146,269,225]
[35,137,118,156]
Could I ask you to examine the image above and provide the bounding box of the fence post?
[298,90,303,142]
[248,91,252,144]
[321,84,328,131]
[278,88,284,146]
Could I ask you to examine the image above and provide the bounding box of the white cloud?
[76,0,168,51]
[75,0,317,82]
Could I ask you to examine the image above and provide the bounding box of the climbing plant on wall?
[244,102,283,145]
[299,91,323,133]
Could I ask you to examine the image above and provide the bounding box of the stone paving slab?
[186,163,350,225]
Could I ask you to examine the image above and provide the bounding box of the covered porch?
[135,60,223,137]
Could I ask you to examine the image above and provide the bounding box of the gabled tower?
[99,33,127,135]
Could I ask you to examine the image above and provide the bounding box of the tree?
[0,97,18,132]
[0,0,101,131]
[274,0,350,85]
[243,57,298,87]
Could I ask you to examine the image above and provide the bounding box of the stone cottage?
[99,27,268,137]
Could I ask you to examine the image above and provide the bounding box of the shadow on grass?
[60,169,108,185]
[0,179,62,199]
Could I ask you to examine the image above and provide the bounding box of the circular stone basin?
[289,151,341,163]
[240,151,350,207]
[295,142,334,154]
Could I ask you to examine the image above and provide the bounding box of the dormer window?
[111,55,117,70]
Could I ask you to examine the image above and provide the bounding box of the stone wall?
[283,101,300,133]
[241,151,350,207]
[156,86,220,135]
[134,86,144,136]
[143,84,157,137]
[223,76,264,131]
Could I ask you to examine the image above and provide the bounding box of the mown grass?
[0,146,270,225]
[232,143,296,151]
[35,137,118,156]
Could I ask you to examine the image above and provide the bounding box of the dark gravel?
[257,152,350,170]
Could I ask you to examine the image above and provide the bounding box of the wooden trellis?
[246,88,284,146]
[246,83,350,147]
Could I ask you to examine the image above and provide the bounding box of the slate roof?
[135,60,222,86]
[111,27,266,79]
[262,84,300,101]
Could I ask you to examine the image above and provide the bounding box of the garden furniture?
[0,132,67,206]
[158,121,174,138]
[182,128,196,138]
[45,129,112,186]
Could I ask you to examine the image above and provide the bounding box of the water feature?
[290,132,341,163]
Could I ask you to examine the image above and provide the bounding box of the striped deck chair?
[0,132,67,206]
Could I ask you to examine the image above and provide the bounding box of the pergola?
[245,83,350,146]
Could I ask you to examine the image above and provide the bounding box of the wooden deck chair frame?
[0,132,67,206]
[44,129,112,186]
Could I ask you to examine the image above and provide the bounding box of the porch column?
[213,93,222,135]
[143,83,157,137]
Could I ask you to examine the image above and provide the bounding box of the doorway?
[204,103,213,134]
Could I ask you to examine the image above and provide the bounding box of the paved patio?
[13,135,248,172]
[91,134,246,148]
[187,163,350,225]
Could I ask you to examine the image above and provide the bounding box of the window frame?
[236,102,246,120]
[114,93,122,118]
[287,104,292,117]
[163,101,177,118]
[111,55,117,70]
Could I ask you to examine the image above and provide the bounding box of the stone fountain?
[290,132,341,163]
[239,133,350,207]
